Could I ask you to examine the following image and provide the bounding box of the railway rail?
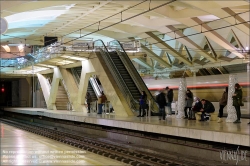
[0,118,200,166]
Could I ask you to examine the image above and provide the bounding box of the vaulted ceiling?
[1,0,249,78]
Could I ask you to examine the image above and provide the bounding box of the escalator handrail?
[93,39,138,110]
[109,40,158,112]
[93,77,102,94]
[89,77,102,97]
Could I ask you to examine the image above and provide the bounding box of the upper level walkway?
[3,107,250,147]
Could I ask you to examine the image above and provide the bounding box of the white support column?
[77,60,96,111]
[226,74,238,122]
[176,77,187,119]
[36,73,51,108]
[47,68,62,110]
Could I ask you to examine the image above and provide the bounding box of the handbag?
[238,98,244,106]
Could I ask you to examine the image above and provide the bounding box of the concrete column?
[76,60,96,112]
[226,74,238,122]
[176,77,187,119]
[47,68,62,110]
[37,73,51,108]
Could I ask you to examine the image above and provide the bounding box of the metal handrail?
[109,40,158,113]
[93,39,137,111]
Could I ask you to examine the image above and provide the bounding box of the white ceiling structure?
[0,0,249,78]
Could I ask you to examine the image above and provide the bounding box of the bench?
[195,112,217,121]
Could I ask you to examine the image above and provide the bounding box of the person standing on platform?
[85,92,92,113]
[199,99,215,121]
[138,91,147,117]
[97,91,107,114]
[184,89,193,119]
[165,87,173,117]
[232,83,243,123]
[217,87,228,123]
[156,89,167,120]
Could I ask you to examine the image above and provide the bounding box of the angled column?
[47,68,62,110]
[37,73,51,108]
[226,74,238,122]
[176,77,187,119]
[76,60,96,112]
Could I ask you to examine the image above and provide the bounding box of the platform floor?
[3,107,250,147]
[0,123,126,165]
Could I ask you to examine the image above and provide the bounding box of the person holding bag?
[232,83,243,123]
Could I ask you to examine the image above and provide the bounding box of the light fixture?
[1,45,10,52]
[18,44,24,52]
[246,46,249,50]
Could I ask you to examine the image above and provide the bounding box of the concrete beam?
[182,1,249,35]
[179,17,245,59]
[166,25,217,62]
[141,44,172,68]
[145,32,192,66]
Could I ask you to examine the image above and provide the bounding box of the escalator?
[93,40,158,114]
[109,52,141,100]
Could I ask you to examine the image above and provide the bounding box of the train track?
[0,118,199,166]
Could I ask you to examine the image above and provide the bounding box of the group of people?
[154,83,245,123]
[155,87,173,120]
[85,91,107,114]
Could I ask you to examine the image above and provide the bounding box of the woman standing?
[217,87,228,123]
[184,89,193,119]
[232,83,243,123]
[138,91,147,117]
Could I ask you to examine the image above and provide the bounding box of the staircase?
[55,86,69,110]
[109,52,141,101]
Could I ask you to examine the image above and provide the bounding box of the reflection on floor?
[0,123,125,165]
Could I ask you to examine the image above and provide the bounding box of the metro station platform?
[3,107,250,147]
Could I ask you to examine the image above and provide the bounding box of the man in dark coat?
[165,86,173,116]
[199,99,215,121]
[156,90,167,120]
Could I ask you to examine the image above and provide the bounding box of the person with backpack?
[156,89,167,120]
